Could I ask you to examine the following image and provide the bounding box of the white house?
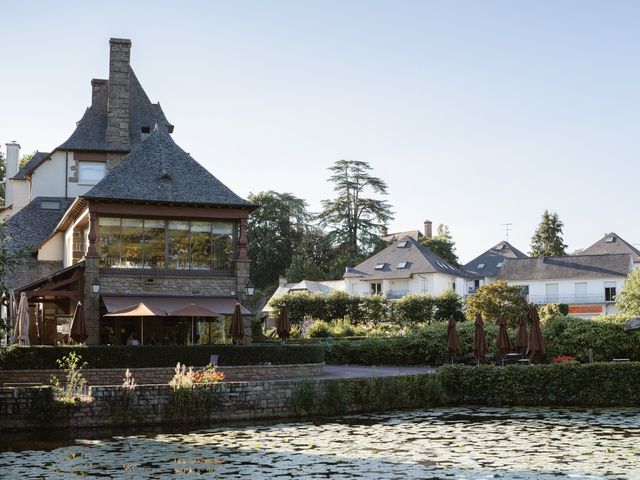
[261,277,347,315]
[344,236,469,298]
[498,254,632,317]
[581,232,640,269]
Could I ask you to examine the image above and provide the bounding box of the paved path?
[317,365,435,379]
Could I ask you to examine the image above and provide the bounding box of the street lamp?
[91,278,100,295]
[244,280,255,296]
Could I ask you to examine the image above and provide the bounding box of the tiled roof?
[464,241,528,277]
[57,69,173,152]
[497,254,632,281]
[82,127,253,208]
[11,152,49,180]
[344,236,471,280]
[581,232,640,262]
[3,197,74,252]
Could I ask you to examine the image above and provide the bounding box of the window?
[397,261,408,269]
[604,236,615,243]
[396,241,408,248]
[374,263,386,270]
[546,283,559,302]
[575,282,587,302]
[40,200,61,210]
[98,217,235,271]
[477,263,485,270]
[78,161,106,185]
[497,244,505,250]
[496,261,504,268]
[141,126,151,140]
[371,283,382,295]
[474,279,480,289]
[605,282,617,302]
[519,285,529,296]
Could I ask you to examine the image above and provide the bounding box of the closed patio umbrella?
[104,303,168,346]
[69,301,88,344]
[230,303,245,344]
[526,305,546,364]
[515,314,528,354]
[495,314,511,361]
[447,317,460,363]
[473,312,488,364]
[14,292,30,346]
[277,304,291,342]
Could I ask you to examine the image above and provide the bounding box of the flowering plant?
[192,364,225,384]
[551,355,576,363]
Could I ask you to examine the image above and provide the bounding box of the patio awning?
[101,295,251,316]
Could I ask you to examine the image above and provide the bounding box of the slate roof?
[464,241,528,278]
[261,280,346,313]
[11,152,50,180]
[3,197,74,252]
[344,236,471,280]
[581,232,640,262]
[497,254,632,281]
[381,229,423,242]
[82,127,253,208]
[57,69,173,152]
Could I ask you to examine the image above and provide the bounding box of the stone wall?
[0,373,432,431]
[99,272,236,296]
[6,257,62,293]
[0,363,324,386]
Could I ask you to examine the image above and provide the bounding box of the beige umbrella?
[169,304,220,345]
[104,302,168,346]
[69,301,88,344]
[14,292,30,346]
[230,303,244,344]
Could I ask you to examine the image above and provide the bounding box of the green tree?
[19,152,35,169]
[393,293,435,324]
[287,226,342,281]
[420,224,459,266]
[285,254,326,283]
[433,289,465,322]
[617,269,640,316]
[465,280,529,326]
[530,210,568,256]
[319,160,394,267]
[247,191,310,289]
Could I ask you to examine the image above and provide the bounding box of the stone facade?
[106,38,131,149]
[6,257,62,291]
[99,272,237,296]
[0,363,325,386]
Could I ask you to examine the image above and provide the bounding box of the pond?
[1,407,639,479]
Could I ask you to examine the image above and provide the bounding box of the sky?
[1,0,639,263]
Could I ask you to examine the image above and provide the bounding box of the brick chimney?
[4,141,20,206]
[106,38,131,150]
[424,219,433,239]
[91,78,107,104]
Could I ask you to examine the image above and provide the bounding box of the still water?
[1,407,639,479]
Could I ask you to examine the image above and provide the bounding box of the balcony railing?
[527,294,615,305]
[386,289,411,299]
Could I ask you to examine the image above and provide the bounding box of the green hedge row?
[0,345,325,370]
[326,315,640,365]
[437,362,640,406]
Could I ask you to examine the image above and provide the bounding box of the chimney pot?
[424,219,433,239]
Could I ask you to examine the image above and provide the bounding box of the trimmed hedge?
[326,315,640,365]
[0,344,325,370]
[437,362,640,406]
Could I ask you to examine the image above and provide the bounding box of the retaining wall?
[0,363,325,386]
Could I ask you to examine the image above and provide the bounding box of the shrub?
[437,362,640,406]
[306,320,332,338]
[433,289,465,322]
[465,281,529,326]
[539,303,569,323]
[0,344,325,370]
[393,293,435,324]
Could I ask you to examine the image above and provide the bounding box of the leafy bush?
[0,344,325,370]
[306,320,332,338]
[437,362,640,406]
[360,295,389,323]
[393,293,435,324]
[465,281,529,326]
[539,303,569,323]
[433,289,465,322]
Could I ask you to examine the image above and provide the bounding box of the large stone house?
[3,38,256,345]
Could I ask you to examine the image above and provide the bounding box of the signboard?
[568,305,603,315]
[624,317,640,331]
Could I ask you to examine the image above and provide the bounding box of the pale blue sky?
[2,0,639,262]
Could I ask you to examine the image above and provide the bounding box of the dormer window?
[477,263,485,269]
[497,244,505,250]
[396,241,408,248]
[604,236,615,243]
[374,262,386,270]
[78,161,106,185]
[40,200,61,210]
[141,126,151,140]
[397,261,408,269]
[496,261,504,268]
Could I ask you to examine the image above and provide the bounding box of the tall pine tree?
[530,210,567,257]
